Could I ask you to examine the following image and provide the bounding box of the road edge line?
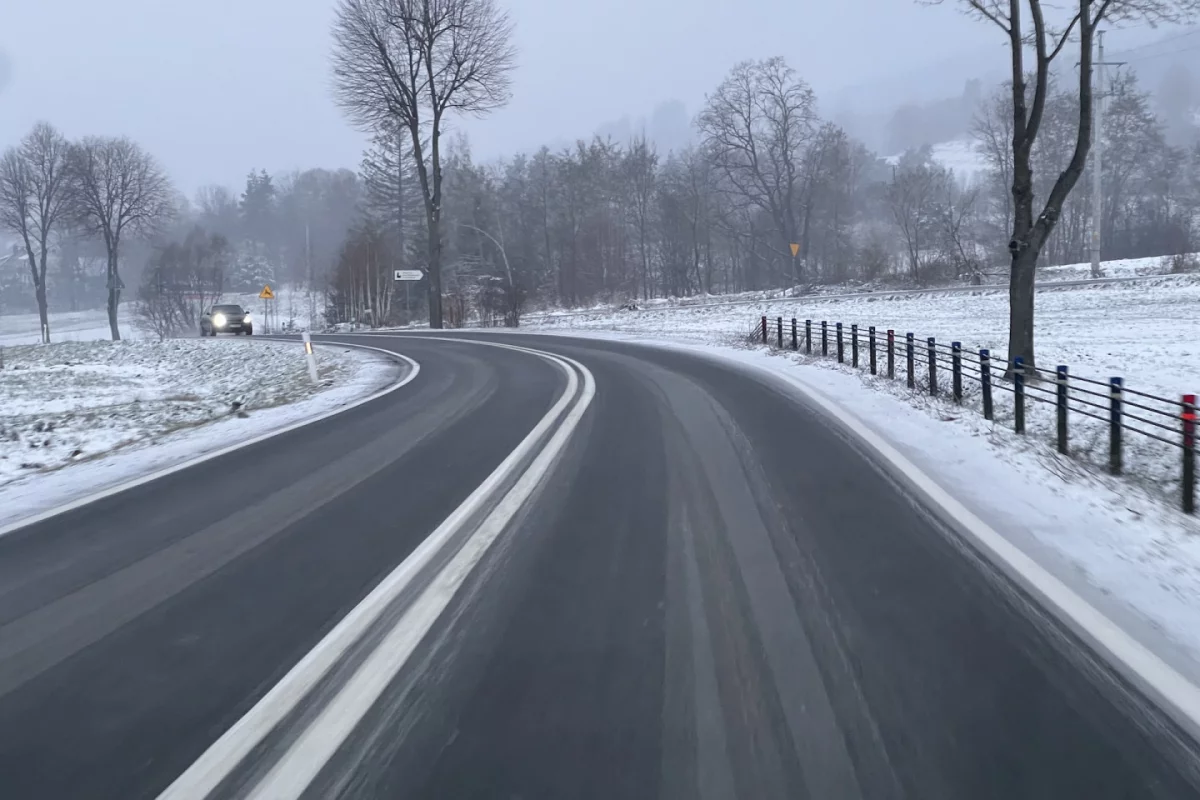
[667,342,1200,744]
[156,339,588,800]
[0,341,419,539]
[243,346,595,798]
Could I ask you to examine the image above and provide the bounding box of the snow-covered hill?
[885,138,989,184]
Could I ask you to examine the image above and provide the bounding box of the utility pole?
[305,222,315,329]
[1090,30,1126,279]
[398,128,409,323]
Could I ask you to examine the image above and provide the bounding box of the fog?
[1,0,1012,194]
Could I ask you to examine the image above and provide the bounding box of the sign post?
[789,242,801,283]
[394,270,423,325]
[259,284,275,334]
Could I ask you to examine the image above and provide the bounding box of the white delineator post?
[302,331,320,384]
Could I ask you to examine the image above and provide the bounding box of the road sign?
[394,269,423,281]
[259,284,275,299]
[106,275,125,291]
[789,242,800,258]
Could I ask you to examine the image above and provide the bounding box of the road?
[0,332,1199,799]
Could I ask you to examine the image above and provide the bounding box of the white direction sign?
[393,269,423,281]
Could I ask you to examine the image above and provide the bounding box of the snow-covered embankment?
[0,338,400,528]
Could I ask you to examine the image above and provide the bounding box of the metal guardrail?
[753,315,1198,514]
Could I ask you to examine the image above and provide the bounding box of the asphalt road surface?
[1,332,1199,799]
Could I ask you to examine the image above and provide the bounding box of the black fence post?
[1013,356,1026,434]
[906,333,915,389]
[951,342,962,404]
[805,319,812,354]
[927,337,938,396]
[851,324,859,367]
[1110,377,1123,475]
[980,349,993,421]
[761,315,767,344]
[1184,394,1196,514]
[822,321,828,357]
[836,323,844,363]
[791,318,798,351]
[1056,365,1069,455]
[887,330,895,380]
[868,327,877,375]
[777,316,783,349]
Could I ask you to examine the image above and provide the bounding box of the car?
[201,304,253,336]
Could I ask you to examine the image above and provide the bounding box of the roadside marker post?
[302,331,320,385]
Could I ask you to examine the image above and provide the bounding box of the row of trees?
[0,125,172,341]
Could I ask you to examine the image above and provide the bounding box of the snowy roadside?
[508,325,1200,685]
[0,338,402,530]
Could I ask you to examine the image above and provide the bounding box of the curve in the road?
[2,332,1200,800]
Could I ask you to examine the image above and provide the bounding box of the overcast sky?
[1,0,1019,196]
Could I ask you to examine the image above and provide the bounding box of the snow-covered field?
[0,306,137,346]
[0,338,399,529]
[885,137,988,184]
[518,269,1200,675]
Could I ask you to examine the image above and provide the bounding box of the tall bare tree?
[0,122,71,343]
[926,0,1200,373]
[67,136,175,340]
[698,57,818,282]
[331,0,516,328]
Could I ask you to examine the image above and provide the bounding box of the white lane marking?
[156,340,593,800]
[245,350,595,798]
[0,341,420,539]
[696,347,1200,742]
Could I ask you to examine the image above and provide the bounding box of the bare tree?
[66,136,175,340]
[887,149,949,283]
[0,123,71,343]
[331,0,517,328]
[135,227,228,340]
[925,0,1200,373]
[698,58,818,282]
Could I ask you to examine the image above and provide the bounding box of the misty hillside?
[833,26,1200,156]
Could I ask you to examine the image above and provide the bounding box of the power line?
[1112,27,1200,58]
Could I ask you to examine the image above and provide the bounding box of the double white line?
[158,338,595,800]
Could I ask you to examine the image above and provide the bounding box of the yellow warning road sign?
[259,284,275,300]
[789,242,800,258]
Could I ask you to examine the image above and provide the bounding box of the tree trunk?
[108,251,122,341]
[1007,245,1037,378]
[35,283,49,344]
[427,214,444,328]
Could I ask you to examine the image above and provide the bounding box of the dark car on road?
[201,304,253,336]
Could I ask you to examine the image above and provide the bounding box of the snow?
[0,306,138,346]
[885,137,990,184]
[515,269,1200,677]
[0,338,400,530]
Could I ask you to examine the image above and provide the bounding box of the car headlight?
[212,313,226,327]
[243,313,252,323]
